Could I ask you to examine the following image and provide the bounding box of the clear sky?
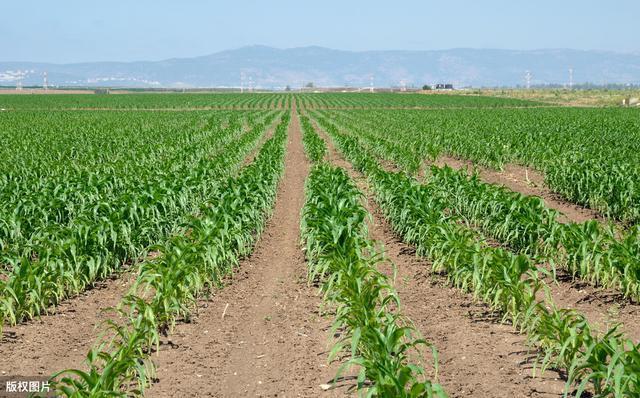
[2,0,638,63]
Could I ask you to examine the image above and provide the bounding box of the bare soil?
[146,104,344,397]
[541,271,640,343]
[313,120,569,397]
[0,272,135,377]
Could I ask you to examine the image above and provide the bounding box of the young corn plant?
[298,111,327,162]
[301,163,446,397]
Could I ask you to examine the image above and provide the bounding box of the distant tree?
[284,85,291,92]
[305,82,314,88]
[422,85,432,90]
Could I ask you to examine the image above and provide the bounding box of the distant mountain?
[1,46,639,88]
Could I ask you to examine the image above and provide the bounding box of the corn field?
[0,92,638,397]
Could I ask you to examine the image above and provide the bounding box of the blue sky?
[2,0,638,63]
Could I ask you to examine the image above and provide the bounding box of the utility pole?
[43,71,48,91]
[568,68,574,90]
[525,70,532,89]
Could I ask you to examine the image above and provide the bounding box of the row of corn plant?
[0,111,279,330]
[313,109,640,303]
[299,124,445,397]
[48,113,290,397]
[310,106,640,225]
[300,163,446,397]
[0,93,289,110]
[310,113,640,398]
[298,110,327,162]
[0,111,250,248]
[423,166,640,303]
[295,93,542,109]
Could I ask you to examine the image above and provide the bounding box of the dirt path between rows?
[541,273,640,343]
[432,155,605,225]
[146,103,344,397]
[0,271,135,377]
[311,117,572,397]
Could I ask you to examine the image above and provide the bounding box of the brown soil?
[464,230,640,344]
[472,230,640,344]
[146,103,345,397]
[0,272,135,377]
[313,121,569,397]
[433,155,605,224]
[541,271,640,343]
